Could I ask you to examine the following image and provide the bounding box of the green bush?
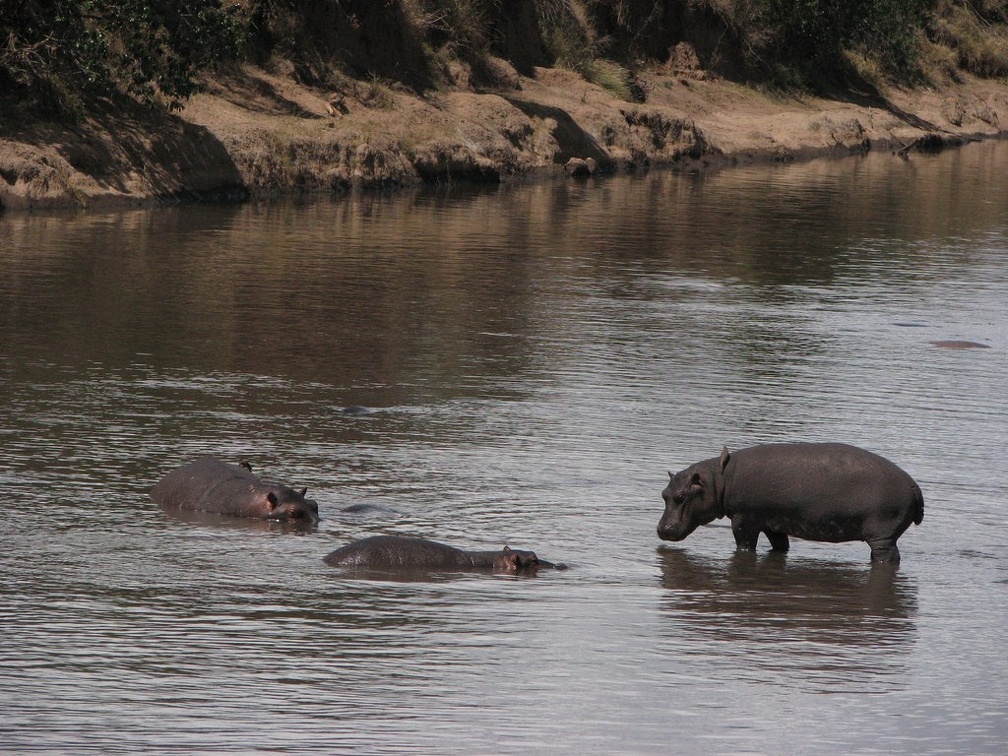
[0,0,244,113]
[4,0,1006,118]
[246,0,434,88]
[730,0,932,84]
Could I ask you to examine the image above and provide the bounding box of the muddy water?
[1,141,1006,753]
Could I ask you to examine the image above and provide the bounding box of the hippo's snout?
[657,511,691,541]
[269,500,320,524]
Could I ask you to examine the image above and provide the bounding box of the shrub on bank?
[929,0,1008,77]
[0,0,244,114]
[3,0,1007,116]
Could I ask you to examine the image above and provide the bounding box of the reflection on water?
[657,548,917,693]
[158,503,322,533]
[1,141,1007,753]
[3,141,1007,393]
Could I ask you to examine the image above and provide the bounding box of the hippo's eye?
[674,492,687,505]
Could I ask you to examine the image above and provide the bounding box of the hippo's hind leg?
[868,537,901,565]
[764,530,790,552]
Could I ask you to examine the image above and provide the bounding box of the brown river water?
[1,141,1006,753]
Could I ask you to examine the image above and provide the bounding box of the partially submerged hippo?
[930,340,990,349]
[151,456,319,524]
[658,443,923,564]
[323,535,564,574]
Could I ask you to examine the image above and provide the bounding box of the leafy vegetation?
[705,0,935,89]
[0,0,244,113]
[2,0,1007,117]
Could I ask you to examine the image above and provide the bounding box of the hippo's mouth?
[269,507,320,525]
[657,509,698,541]
[657,524,691,541]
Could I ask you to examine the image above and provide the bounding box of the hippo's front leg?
[731,515,761,551]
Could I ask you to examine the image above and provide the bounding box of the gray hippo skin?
[658,443,923,564]
[323,535,563,573]
[151,456,319,524]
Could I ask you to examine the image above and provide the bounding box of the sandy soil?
[1,58,1006,210]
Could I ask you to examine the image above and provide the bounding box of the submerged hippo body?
[323,535,561,573]
[151,456,319,524]
[658,443,923,564]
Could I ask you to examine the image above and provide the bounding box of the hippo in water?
[151,456,319,524]
[323,535,565,574]
[658,443,923,565]
[930,340,990,349]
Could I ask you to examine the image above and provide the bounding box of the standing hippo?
[323,535,564,573]
[151,456,319,524]
[658,443,923,564]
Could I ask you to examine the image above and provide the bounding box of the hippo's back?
[150,456,250,510]
[323,536,472,570]
[725,442,921,521]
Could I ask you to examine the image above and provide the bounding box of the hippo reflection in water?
[151,456,320,524]
[323,535,566,574]
[655,548,918,689]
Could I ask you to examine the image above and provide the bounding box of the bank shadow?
[11,98,246,203]
[657,547,918,691]
[504,98,611,166]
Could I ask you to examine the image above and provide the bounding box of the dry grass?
[931,0,1008,77]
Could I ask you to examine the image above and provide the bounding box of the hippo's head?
[657,450,727,542]
[493,546,540,573]
[264,487,320,524]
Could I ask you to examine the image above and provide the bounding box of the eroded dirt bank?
[1,59,1006,211]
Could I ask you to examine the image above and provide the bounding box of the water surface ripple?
[2,142,1007,753]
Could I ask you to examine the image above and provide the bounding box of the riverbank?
[1,57,1006,211]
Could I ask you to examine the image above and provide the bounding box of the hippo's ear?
[299,487,307,497]
[719,446,731,471]
[266,491,279,510]
[502,545,512,554]
[668,471,674,481]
